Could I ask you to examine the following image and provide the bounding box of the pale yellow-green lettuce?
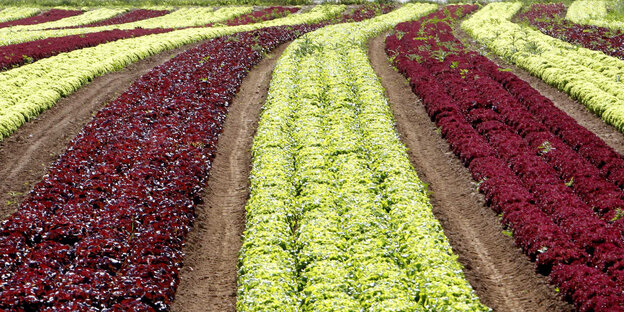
[567,0,624,30]
[238,3,490,311]
[0,7,40,23]
[0,7,252,46]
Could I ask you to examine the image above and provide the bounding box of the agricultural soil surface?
[172,42,291,312]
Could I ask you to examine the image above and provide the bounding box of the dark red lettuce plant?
[0,9,83,28]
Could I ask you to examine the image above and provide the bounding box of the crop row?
[64,8,170,28]
[0,28,169,71]
[5,8,127,30]
[567,0,624,30]
[0,7,40,23]
[462,3,624,134]
[0,7,253,46]
[0,5,344,141]
[237,3,489,311]
[0,7,296,71]
[387,5,624,311]
[518,3,624,61]
[208,6,297,27]
[0,23,321,311]
[0,8,80,28]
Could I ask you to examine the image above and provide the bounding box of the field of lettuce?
[0,1,623,311]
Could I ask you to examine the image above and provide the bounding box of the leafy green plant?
[538,141,555,154]
[238,4,489,311]
[611,208,624,222]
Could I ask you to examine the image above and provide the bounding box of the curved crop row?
[0,28,172,71]
[0,24,320,311]
[388,5,624,311]
[0,6,297,71]
[4,8,127,30]
[567,0,624,30]
[237,3,489,312]
[462,3,624,134]
[66,8,170,28]
[0,7,253,46]
[0,5,344,141]
[518,3,624,61]
[0,8,80,28]
[206,6,298,27]
[0,7,40,23]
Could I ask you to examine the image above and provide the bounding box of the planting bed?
[387,4,624,311]
[0,24,320,311]
[66,9,170,28]
[0,7,298,71]
[1,2,624,311]
[0,8,81,28]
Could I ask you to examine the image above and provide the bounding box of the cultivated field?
[0,1,622,311]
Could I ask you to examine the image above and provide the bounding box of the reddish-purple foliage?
[65,9,170,28]
[0,9,83,28]
[517,3,624,60]
[339,3,395,23]
[223,6,299,26]
[0,28,171,70]
[0,24,320,311]
[387,5,624,311]
[0,5,394,310]
[0,6,308,72]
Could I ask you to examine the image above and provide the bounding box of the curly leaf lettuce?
[238,3,489,311]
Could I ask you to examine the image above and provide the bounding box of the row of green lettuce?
[6,7,127,30]
[0,0,386,6]
[463,2,624,133]
[567,0,624,30]
[237,3,489,311]
[0,7,40,22]
[0,5,345,140]
[0,7,253,46]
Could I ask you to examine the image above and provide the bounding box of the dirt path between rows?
[0,42,206,221]
[171,42,289,312]
[454,26,624,156]
[368,33,573,312]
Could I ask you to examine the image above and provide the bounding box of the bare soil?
[368,33,574,312]
[171,43,290,312]
[0,42,206,221]
[454,27,624,156]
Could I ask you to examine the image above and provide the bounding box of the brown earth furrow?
[0,41,207,221]
[171,43,290,312]
[368,32,573,312]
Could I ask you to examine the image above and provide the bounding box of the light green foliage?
[0,7,252,46]
[463,2,624,134]
[4,7,127,30]
[238,3,490,311]
[567,0,624,30]
[0,7,40,22]
[0,5,345,140]
[0,0,310,5]
[0,7,244,44]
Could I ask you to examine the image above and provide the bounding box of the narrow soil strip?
[0,41,206,220]
[368,33,573,312]
[454,26,624,156]
[171,42,290,312]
